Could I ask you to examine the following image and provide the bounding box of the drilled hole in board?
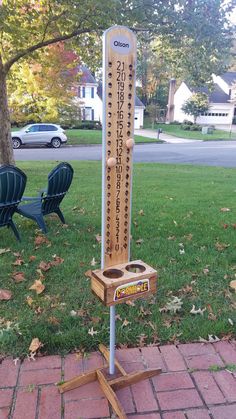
[107,150,111,156]
[126,166,129,171]
[107,184,111,190]
[125,213,128,219]
[124,228,128,234]
[128,113,131,119]
[106,231,110,237]
[109,62,112,67]
[108,83,112,88]
[128,94,132,100]
[125,206,128,212]
[108,112,112,117]
[124,221,128,226]
[108,103,112,108]
[128,103,131,109]
[107,208,110,213]
[125,191,129,196]
[127,122,131,128]
[124,236,127,241]
[107,192,111,198]
[108,72,112,78]
[125,198,128,203]
[126,157,130,163]
[108,141,111,146]
[126,182,129,188]
[127,131,130,136]
[129,84,132,90]
[108,122,111,127]
[106,240,110,245]
[124,243,127,249]
[107,175,110,181]
[107,224,110,229]
[108,93,112,98]
[107,216,110,221]
[129,64,133,70]
[125,264,146,273]
[107,201,110,206]
[126,174,129,179]
[129,74,132,80]
[103,269,124,279]
[108,131,111,137]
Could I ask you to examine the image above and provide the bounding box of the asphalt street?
[14,141,236,168]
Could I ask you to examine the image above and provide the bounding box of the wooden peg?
[126,138,135,149]
[107,157,116,168]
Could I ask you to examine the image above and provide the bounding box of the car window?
[39,125,58,132]
[27,125,40,132]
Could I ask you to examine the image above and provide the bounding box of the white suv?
[11,123,67,149]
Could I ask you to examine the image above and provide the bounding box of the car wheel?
[12,138,21,149]
[51,137,61,148]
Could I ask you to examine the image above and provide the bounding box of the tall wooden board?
[102,26,137,269]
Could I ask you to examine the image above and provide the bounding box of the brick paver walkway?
[1,341,236,418]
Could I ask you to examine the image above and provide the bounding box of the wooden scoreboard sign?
[102,25,136,268]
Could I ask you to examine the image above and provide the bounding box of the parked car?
[11,124,67,149]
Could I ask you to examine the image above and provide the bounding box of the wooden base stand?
[57,344,161,419]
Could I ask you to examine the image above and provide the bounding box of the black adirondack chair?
[16,162,74,233]
[0,165,27,241]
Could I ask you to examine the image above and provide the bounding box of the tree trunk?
[0,60,15,166]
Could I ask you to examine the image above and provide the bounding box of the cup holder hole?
[103,269,124,279]
[125,264,146,273]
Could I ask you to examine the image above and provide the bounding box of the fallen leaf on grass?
[168,235,176,241]
[26,296,34,306]
[90,257,98,266]
[95,234,102,243]
[198,335,220,343]
[220,207,230,212]
[29,255,36,262]
[228,318,234,326]
[29,280,45,295]
[29,338,43,353]
[125,300,135,306]
[51,255,64,266]
[230,280,236,292]
[88,327,98,337]
[12,258,24,266]
[34,235,50,246]
[91,316,101,324]
[137,334,147,347]
[0,248,11,255]
[12,272,26,283]
[48,316,60,325]
[138,209,145,216]
[122,319,130,327]
[136,238,144,245]
[215,242,230,252]
[0,289,12,300]
[160,296,183,314]
[190,305,206,315]
[38,261,51,272]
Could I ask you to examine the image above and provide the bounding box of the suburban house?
[173,72,236,125]
[77,66,145,129]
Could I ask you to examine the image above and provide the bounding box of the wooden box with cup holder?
[91,260,157,306]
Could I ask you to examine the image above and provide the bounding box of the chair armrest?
[21,196,42,201]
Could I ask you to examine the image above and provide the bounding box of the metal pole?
[109,305,116,374]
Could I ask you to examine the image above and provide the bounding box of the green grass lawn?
[0,161,236,357]
[66,129,161,145]
[144,121,236,141]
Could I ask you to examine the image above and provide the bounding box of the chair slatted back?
[42,163,74,215]
[0,165,27,226]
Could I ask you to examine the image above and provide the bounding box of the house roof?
[78,66,97,84]
[219,72,236,86]
[185,82,230,104]
[97,82,145,107]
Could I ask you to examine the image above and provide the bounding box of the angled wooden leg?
[109,368,162,390]
[58,369,98,393]
[99,344,127,376]
[97,370,127,419]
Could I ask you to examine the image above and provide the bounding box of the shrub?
[70,121,102,130]
[190,124,201,131]
[181,124,190,130]
[183,120,193,125]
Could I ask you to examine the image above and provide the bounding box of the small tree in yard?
[181,93,209,123]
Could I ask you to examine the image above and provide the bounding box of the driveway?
[135,128,200,144]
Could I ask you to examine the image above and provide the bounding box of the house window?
[91,87,94,98]
[84,107,92,120]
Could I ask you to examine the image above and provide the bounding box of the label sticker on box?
[114,279,149,301]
